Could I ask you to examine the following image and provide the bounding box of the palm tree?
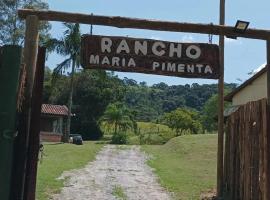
[100,102,136,135]
[46,23,81,142]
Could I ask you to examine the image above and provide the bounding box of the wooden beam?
[217,0,225,198]
[18,9,270,40]
[10,15,39,200]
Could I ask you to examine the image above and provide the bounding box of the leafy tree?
[0,0,51,45]
[163,108,202,136]
[100,102,136,135]
[201,91,232,132]
[71,70,125,140]
[45,23,81,142]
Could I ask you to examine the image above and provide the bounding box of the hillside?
[143,134,217,199]
[123,80,236,121]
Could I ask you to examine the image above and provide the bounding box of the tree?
[100,102,136,135]
[163,108,202,136]
[201,92,232,132]
[45,23,81,142]
[0,0,51,45]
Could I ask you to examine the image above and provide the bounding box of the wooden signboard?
[81,35,220,79]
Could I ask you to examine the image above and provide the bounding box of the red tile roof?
[41,104,69,116]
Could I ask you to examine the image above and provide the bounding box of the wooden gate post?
[217,0,225,198]
[266,39,270,200]
[10,15,39,200]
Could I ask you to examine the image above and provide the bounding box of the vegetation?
[163,108,202,135]
[0,0,51,45]
[143,134,217,200]
[123,80,236,122]
[45,23,81,142]
[36,142,103,200]
[44,71,235,140]
[99,102,137,144]
[112,185,128,200]
[43,70,124,140]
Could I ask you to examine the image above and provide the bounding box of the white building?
[225,66,267,106]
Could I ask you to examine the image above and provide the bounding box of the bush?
[111,132,127,144]
[127,135,140,145]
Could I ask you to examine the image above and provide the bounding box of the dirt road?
[52,145,172,200]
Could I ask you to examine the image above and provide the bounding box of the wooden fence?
[224,99,269,200]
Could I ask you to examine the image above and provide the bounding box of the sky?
[45,0,270,86]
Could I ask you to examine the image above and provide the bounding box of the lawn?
[36,141,103,200]
[143,134,217,200]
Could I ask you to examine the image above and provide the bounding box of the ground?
[37,134,217,200]
[52,145,171,200]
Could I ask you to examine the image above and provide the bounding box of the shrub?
[111,132,127,144]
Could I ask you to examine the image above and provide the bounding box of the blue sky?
[46,0,270,85]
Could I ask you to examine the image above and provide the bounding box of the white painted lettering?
[169,43,182,58]
[135,41,147,55]
[186,45,201,59]
[187,64,194,73]
[117,40,130,54]
[177,64,185,72]
[204,65,213,74]
[101,56,110,65]
[167,63,176,72]
[128,58,136,67]
[101,38,112,53]
[89,55,99,64]
[152,41,165,56]
[196,64,204,73]
[112,57,120,66]
[152,62,160,70]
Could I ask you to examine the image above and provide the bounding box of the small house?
[225,66,267,106]
[40,104,70,142]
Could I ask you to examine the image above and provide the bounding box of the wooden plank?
[261,99,268,200]
[17,9,270,40]
[81,35,220,79]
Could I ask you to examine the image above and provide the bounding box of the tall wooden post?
[217,0,225,198]
[24,47,46,200]
[10,15,39,200]
[266,39,270,200]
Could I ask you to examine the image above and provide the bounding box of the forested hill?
[122,78,236,121]
[43,69,236,139]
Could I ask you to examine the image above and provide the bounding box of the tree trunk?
[65,60,75,143]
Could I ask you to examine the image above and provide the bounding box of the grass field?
[143,134,217,200]
[36,141,103,200]
[36,129,217,199]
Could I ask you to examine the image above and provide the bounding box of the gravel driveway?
[52,145,172,200]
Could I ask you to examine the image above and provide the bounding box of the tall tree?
[0,0,51,45]
[100,102,136,135]
[46,23,81,142]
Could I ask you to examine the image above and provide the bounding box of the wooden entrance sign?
[81,35,220,79]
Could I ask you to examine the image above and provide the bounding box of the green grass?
[143,134,217,200]
[36,141,103,200]
[112,185,128,200]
